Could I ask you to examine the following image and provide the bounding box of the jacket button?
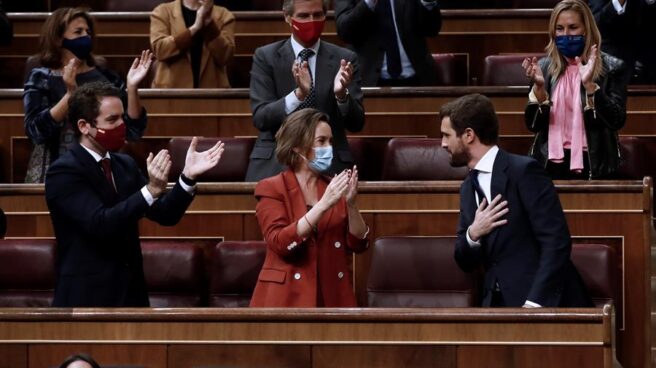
[334,241,341,248]
[294,273,301,280]
[337,272,344,279]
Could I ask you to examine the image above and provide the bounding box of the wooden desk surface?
[0,306,615,368]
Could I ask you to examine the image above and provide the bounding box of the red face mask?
[92,123,126,152]
[291,18,325,46]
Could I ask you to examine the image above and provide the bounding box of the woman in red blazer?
[250,108,370,307]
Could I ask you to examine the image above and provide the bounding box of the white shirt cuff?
[284,90,302,114]
[178,176,196,194]
[141,186,155,206]
[524,300,542,308]
[611,0,626,14]
[364,0,376,10]
[466,226,482,248]
[528,87,550,104]
[421,0,438,10]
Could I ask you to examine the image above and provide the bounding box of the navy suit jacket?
[45,143,194,307]
[245,39,365,182]
[454,149,592,307]
[335,0,442,86]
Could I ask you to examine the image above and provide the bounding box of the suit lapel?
[278,40,297,98]
[486,150,509,252]
[282,170,309,225]
[70,143,118,203]
[315,41,337,111]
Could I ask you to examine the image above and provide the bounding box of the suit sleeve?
[518,159,572,306]
[416,0,442,37]
[203,9,236,67]
[46,162,152,241]
[249,47,288,133]
[454,184,484,273]
[254,181,308,259]
[145,181,195,226]
[334,0,378,45]
[342,51,365,132]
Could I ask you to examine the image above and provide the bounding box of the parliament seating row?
[153,135,653,182]
[13,52,522,89]
[3,0,559,12]
[0,237,618,309]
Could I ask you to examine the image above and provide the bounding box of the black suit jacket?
[454,149,592,307]
[335,0,442,86]
[246,38,365,182]
[45,143,194,307]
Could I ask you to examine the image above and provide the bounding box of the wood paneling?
[456,346,607,368]
[0,345,27,368]
[0,179,650,367]
[0,307,615,368]
[168,345,311,368]
[28,344,167,368]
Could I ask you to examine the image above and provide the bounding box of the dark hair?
[439,93,499,145]
[68,81,121,137]
[282,0,330,16]
[58,353,101,368]
[275,108,330,170]
[38,7,97,69]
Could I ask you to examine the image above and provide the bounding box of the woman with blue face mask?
[521,0,627,180]
[23,7,152,183]
[250,108,370,307]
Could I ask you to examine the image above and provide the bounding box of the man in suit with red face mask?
[245,0,365,182]
[45,81,225,307]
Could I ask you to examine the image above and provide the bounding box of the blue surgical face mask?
[62,35,93,60]
[308,145,333,173]
[555,35,585,58]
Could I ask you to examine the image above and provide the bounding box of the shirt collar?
[474,145,499,174]
[290,36,320,59]
[80,143,110,162]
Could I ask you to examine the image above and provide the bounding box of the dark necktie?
[296,48,317,110]
[469,169,487,206]
[100,158,116,192]
[378,0,402,79]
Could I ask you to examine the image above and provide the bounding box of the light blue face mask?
[308,145,333,173]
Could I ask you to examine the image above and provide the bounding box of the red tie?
[100,158,116,192]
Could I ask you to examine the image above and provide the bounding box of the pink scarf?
[548,61,588,173]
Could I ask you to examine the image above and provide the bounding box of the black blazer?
[45,143,194,307]
[454,149,592,307]
[245,39,365,182]
[335,0,442,86]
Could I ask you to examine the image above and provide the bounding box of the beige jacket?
[150,0,235,88]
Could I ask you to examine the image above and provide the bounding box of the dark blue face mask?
[555,35,585,58]
[62,35,93,60]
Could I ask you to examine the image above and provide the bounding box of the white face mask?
[301,145,333,173]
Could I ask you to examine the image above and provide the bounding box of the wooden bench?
[2,10,553,87]
[0,307,617,368]
[0,179,650,367]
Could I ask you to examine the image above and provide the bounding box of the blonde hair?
[275,108,329,170]
[545,0,603,81]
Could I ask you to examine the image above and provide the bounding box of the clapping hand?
[576,44,597,88]
[318,170,350,210]
[126,50,153,89]
[521,56,545,88]
[146,149,172,198]
[181,137,225,180]
[292,59,312,100]
[345,166,359,206]
[63,58,79,92]
[333,59,353,100]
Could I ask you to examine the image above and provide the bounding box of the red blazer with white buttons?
[249,169,369,307]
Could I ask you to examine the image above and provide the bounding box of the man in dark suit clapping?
[46,81,224,307]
